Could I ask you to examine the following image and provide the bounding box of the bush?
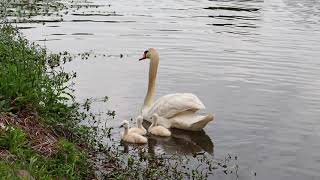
[0,24,79,127]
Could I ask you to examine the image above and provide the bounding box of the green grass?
[0,25,78,126]
[0,24,93,179]
[0,126,90,179]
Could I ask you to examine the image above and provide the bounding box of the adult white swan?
[139,48,214,131]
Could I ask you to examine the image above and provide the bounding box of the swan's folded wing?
[147,93,205,119]
[170,112,214,131]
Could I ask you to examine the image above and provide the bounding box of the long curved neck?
[124,127,128,135]
[150,120,156,128]
[143,54,159,108]
[137,120,142,128]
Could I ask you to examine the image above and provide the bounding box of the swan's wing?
[129,128,146,135]
[147,93,205,119]
[170,111,214,131]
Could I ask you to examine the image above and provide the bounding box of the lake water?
[18,0,320,179]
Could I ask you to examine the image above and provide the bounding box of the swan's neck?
[124,127,128,135]
[143,54,159,108]
[137,120,142,128]
[150,119,157,129]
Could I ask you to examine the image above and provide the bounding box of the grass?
[0,24,94,179]
[0,126,89,179]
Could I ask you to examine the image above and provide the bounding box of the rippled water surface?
[19,0,320,179]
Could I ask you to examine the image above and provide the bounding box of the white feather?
[148,114,171,137]
[121,120,147,144]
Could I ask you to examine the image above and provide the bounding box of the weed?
[49,139,90,179]
[0,126,92,179]
[0,126,27,154]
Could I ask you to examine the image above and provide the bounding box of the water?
[17,0,320,179]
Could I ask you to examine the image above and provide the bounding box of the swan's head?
[150,113,159,123]
[139,48,159,61]
[120,120,129,129]
[136,115,143,124]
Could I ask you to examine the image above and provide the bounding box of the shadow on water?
[202,0,262,35]
[208,0,264,2]
[204,6,259,12]
[50,33,67,36]
[208,15,260,21]
[71,33,94,36]
[36,38,61,42]
[71,13,123,17]
[154,128,214,155]
[16,26,36,30]
[207,23,258,29]
[70,20,135,23]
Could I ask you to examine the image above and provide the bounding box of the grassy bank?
[0,24,95,179]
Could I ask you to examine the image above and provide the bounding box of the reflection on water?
[16,0,320,179]
[148,128,214,155]
[204,6,259,12]
[70,19,135,23]
[121,122,214,155]
[203,0,262,35]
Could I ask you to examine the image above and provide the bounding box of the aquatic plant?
[1,0,66,23]
[0,0,115,24]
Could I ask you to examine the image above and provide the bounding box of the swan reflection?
[147,128,214,155]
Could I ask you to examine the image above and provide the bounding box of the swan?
[139,48,214,131]
[148,114,171,137]
[120,120,148,144]
[128,115,147,135]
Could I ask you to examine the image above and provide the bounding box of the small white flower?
[39,101,45,107]
[4,126,14,132]
[0,123,5,129]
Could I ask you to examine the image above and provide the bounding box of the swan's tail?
[190,113,214,131]
[171,112,214,131]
